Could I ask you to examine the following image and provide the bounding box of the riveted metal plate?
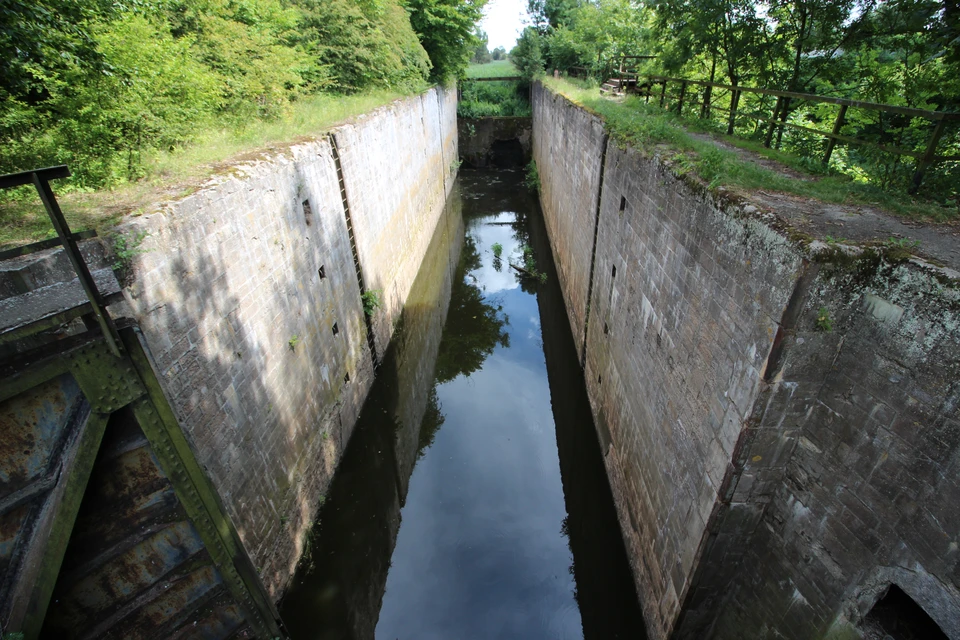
[66,340,144,413]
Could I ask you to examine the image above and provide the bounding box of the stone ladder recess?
[330,132,379,367]
[580,133,610,366]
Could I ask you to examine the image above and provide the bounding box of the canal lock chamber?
[278,166,647,640]
[4,80,958,640]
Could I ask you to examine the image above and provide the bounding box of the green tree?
[510,27,545,79]
[0,0,440,187]
[528,0,583,32]
[539,0,651,75]
[292,0,430,92]
[406,0,489,82]
[472,28,493,63]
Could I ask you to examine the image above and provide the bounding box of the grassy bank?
[0,88,420,248]
[542,77,957,223]
[466,60,518,78]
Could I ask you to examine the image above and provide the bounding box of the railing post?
[727,89,740,135]
[700,84,712,119]
[659,80,667,108]
[765,96,783,147]
[30,171,124,357]
[822,104,848,166]
[909,115,948,194]
[677,80,687,116]
[775,97,791,149]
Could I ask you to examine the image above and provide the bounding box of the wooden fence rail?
[630,74,960,193]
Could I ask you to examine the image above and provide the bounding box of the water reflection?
[280,168,645,640]
[530,190,648,640]
[434,233,510,384]
[279,187,464,640]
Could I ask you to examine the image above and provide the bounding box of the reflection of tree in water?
[416,388,444,459]
[433,234,510,384]
[506,210,543,296]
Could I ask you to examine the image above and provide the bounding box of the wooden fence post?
[727,89,741,135]
[765,96,783,147]
[909,116,947,194]
[659,80,667,108]
[822,104,848,166]
[775,97,791,149]
[677,81,687,115]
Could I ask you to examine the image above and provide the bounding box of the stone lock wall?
[533,80,960,639]
[531,86,608,358]
[457,117,532,167]
[336,89,458,356]
[118,87,457,598]
[685,260,960,640]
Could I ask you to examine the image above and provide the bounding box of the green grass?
[0,87,421,248]
[543,76,957,222]
[466,60,518,78]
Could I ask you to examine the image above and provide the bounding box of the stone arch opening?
[490,139,526,168]
[861,584,948,640]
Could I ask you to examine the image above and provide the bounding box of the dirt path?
[687,132,960,272]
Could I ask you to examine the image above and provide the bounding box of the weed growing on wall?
[815,307,833,332]
[524,160,541,192]
[362,289,383,316]
[288,335,300,350]
[110,229,150,282]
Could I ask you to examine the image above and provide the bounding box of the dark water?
[279,167,645,640]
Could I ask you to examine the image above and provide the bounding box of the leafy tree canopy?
[0,0,485,188]
[511,27,546,79]
[532,0,960,199]
[406,0,489,82]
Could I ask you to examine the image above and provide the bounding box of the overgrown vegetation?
[0,0,488,198]
[525,0,960,205]
[544,76,955,221]
[458,82,532,117]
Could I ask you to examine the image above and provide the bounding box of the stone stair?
[600,78,623,96]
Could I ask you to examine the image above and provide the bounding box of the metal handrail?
[0,166,123,355]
